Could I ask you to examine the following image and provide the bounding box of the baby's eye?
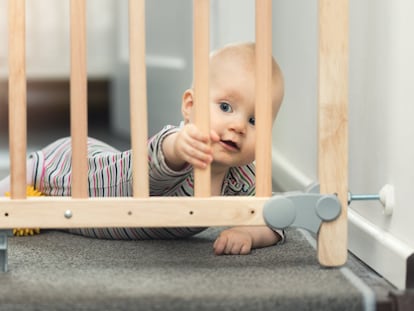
[219,102,232,113]
[249,117,255,126]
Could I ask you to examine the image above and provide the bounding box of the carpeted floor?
[0,227,382,311]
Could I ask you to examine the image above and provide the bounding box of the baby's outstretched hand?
[213,228,253,255]
[173,124,219,169]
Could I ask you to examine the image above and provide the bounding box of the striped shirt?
[29,125,257,240]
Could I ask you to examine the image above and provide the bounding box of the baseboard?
[272,147,414,290]
[271,147,313,192]
[348,211,414,290]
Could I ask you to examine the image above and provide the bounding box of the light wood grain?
[8,0,27,199]
[70,0,89,198]
[317,0,349,266]
[0,197,267,228]
[255,0,273,197]
[129,0,149,197]
[193,0,211,197]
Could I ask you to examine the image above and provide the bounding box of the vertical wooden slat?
[8,0,27,199]
[193,0,210,197]
[129,0,149,197]
[317,0,349,266]
[255,0,273,197]
[70,0,88,198]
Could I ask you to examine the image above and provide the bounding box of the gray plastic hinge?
[263,193,341,234]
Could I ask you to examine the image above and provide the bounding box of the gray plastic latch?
[263,193,341,234]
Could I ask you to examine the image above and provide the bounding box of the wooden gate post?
[8,0,27,199]
[70,0,88,198]
[317,0,349,266]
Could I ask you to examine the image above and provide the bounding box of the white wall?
[271,1,318,190]
[347,0,414,289]
[111,0,193,137]
[273,0,414,250]
[349,0,414,247]
[210,0,255,49]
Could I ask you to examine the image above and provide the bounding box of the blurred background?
[0,0,195,178]
[0,0,256,178]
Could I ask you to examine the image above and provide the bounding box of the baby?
[0,42,285,255]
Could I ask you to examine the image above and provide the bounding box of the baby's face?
[208,59,257,169]
[184,44,283,170]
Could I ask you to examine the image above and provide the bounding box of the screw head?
[64,210,73,219]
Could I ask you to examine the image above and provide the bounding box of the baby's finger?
[186,124,210,143]
[188,138,213,156]
[181,144,212,166]
[224,240,235,255]
[213,236,227,255]
[229,243,243,255]
[239,244,251,255]
[210,129,220,143]
[187,155,211,169]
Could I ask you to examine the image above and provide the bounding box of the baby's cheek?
[243,146,256,164]
[247,139,257,157]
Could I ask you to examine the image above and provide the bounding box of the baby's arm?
[213,226,282,255]
[162,123,219,170]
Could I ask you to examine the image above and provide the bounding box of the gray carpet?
[0,228,374,310]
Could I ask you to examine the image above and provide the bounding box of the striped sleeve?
[148,125,193,196]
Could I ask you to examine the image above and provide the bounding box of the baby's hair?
[210,42,283,82]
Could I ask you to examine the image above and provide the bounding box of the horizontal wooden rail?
[0,197,267,228]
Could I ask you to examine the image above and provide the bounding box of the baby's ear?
[181,89,194,123]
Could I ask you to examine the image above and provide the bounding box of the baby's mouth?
[220,140,240,151]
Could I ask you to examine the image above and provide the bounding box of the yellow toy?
[5,186,42,236]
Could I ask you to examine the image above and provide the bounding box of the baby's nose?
[230,119,247,134]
